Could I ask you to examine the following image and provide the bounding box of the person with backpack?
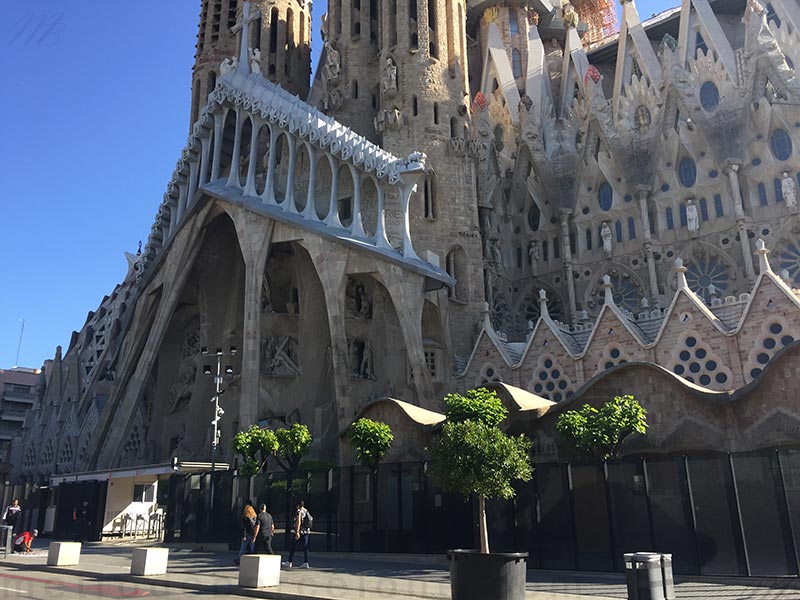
[235,504,257,565]
[282,499,312,568]
[3,499,21,533]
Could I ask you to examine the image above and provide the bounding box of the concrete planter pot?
[446,549,528,600]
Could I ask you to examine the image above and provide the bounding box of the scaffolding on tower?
[573,0,618,44]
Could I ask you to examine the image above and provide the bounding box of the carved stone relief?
[262,336,300,376]
[346,279,373,319]
[349,338,375,380]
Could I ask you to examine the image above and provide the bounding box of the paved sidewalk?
[2,542,799,600]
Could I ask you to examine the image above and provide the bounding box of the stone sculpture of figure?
[360,340,375,380]
[562,1,579,29]
[220,57,237,75]
[168,360,196,413]
[249,48,262,75]
[782,172,798,210]
[601,222,613,255]
[528,243,539,275]
[382,56,398,94]
[386,107,402,131]
[686,199,700,233]
[491,238,503,266]
[323,40,341,82]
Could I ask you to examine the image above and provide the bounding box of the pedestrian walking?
[253,503,275,554]
[3,499,21,533]
[235,504,257,565]
[282,499,312,568]
[12,529,37,553]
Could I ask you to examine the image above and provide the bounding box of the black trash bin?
[623,552,675,600]
[0,526,13,558]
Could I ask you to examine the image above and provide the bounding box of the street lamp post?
[202,345,236,533]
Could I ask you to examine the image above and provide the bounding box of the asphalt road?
[0,571,176,600]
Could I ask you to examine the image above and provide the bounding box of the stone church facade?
[14,0,800,482]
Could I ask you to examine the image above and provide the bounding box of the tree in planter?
[349,418,393,531]
[232,425,279,477]
[274,423,313,544]
[429,388,532,554]
[555,394,648,460]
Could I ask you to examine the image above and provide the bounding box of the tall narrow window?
[450,117,458,138]
[352,80,359,99]
[445,0,455,72]
[569,232,576,255]
[628,217,636,240]
[766,3,781,26]
[615,221,623,243]
[512,49,522,79]
[542,240,548,262]
[771,129,793,160]
[700,197,709,220]
[428,0,438,58]
[285,9,294,75]
[423,175,436,219]
[433,102,439,124]
[680,203,688,227]
[509,8,518,35]
[369,0,378,45]
[352,0,361,38]
[695,32,708,58]
[388,0,397,46]
[516,247,522,269]
[409,0,418,48]
[251,16,262,49]
[666,207,674,230]
[758,182,768,206]
[714,194,724,217]
[412,95,418,116]
[585,228,592,250]
[553,238,560,259]
[269,8,279,54]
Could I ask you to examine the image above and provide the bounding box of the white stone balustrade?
[138,34,430,277]
[238,554,281,588]
[130,547,169,576]
[47,542,81,566]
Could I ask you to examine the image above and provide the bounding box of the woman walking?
[235,504,257,565]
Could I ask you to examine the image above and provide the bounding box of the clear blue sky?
[0,0,669,370]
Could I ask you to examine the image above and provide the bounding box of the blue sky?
[0,0,669,370]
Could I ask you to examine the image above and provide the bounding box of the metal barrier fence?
[161,449,800,576]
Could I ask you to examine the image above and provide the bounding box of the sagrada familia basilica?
[14,0,800,481]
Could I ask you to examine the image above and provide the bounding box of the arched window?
[628,217,636,240]
[423,174,437,219]
[585,228,592,250]
[771,129,793,161]
[714,194,724,217]
[598,182,613,210]
[775,178,784,202]
[695,32,708,58]
[758,182,769,206]
[445,246,468,301]
[516,247,522,269]
[666,207,674,230]
[553,238,560,259]
[509,9,518,35]
[450,117,458,138]
[699,197,709,221]
[615,221,623,243]
[767,3,781,26]
[679,203,688,227]
[512,49,522,79]
[527,202,540,231]
[678,157,697,188]
[542,240,548,262]
[699,81,720,111]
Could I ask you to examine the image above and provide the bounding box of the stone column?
[560,211,577,321]
[350,170,366,238]
[226,109,244,189]
[231,209,275,428]
[262,124,278,204]
[243,118,261,197]
[636,186,659,302]
[725,160,755,281]
[211,110,225,181]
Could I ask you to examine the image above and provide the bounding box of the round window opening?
[699,81,720,111]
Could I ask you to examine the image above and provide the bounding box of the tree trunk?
[478,495,489,554]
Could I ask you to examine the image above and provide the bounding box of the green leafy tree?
[232,425,279,477]
[349,418,394,531]
[429,388,532,554]
[274,423,313,542]
[555,394,648,460]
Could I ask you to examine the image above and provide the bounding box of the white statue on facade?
[782,172,798,210]
[601,222,613,255]
[382,56,398,94]
[323,40,341,82]
[528,242,539,275]
[249,48,262,75]
[220,57,237,75]
[686,199,699,233]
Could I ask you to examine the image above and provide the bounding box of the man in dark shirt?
[253,503,275,554]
